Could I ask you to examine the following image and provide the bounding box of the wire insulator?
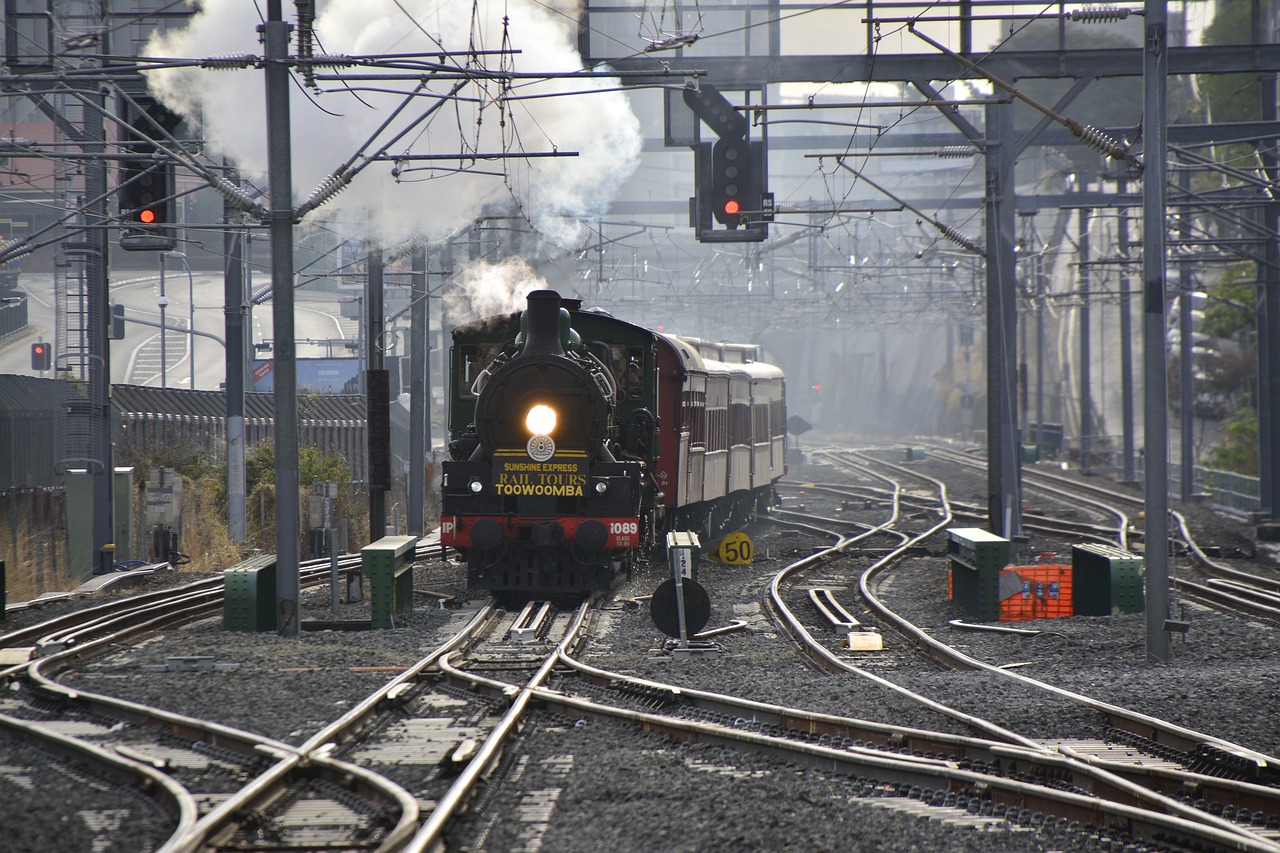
[210,175,267,217]
[297,172,352,218]
[1069,5,1131,23]
[1072,122,1131,162]
[940,224,983,255]
[308,54,354,68]
[937,146,977,158]
[384,234,430,265]
[200,53,257,70]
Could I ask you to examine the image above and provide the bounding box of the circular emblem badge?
[527,434,555,461]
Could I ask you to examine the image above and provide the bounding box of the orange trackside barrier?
[998,564,1073,622]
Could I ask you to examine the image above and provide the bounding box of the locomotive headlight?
[525,404,556,436]
[468,478,483,494]
[594,480,609,495]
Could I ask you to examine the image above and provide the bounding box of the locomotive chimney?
[521,290,565,356]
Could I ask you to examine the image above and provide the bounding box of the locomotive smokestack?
[521,290,565,356]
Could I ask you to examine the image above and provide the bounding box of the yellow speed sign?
[716,532,754,565]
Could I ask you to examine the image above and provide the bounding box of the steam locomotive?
[440,289,786,598]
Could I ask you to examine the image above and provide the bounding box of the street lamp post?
[340,295,364,394]
[158,254,168,387]
[164,251,193,388]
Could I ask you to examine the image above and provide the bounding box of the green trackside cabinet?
[366,535,418,629]
[223,555,278,632]
[947,527,1010,621]
[1071,543,1144,615]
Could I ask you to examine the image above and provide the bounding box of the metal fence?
[0,375,77,492]
[111,385,368,483]
[0,296,26,340]
[1133,455,1262,518]
[115,411,368,483]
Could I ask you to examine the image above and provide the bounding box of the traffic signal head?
[711,137,749,227]
[120,157,173,228]
[118,97,181,251]
[30,341,50,371]
[710,138,765,229]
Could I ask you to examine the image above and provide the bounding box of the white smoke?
[447,256,547,325]
[144,0,641,252]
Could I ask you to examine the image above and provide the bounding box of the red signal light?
[724,199,740,216]
[139,208,157,224]
[812,383,821,392]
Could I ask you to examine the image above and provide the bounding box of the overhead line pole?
[85,79,113,578]
[263,0,300,638]
[409,246,427,536]
[1142,0,1171,662]
[224,165,247,544]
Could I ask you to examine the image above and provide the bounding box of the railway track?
[763,448,1280,849]
[4,444,1280,850]
[924,443,1280,622]
[0,541,473,851]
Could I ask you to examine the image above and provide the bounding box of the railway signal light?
[711,137,749,227]
[119,155,175,250]
[118,97,181,252]
[681,83,749,141]
[685,86,770,243]
[30,341,50,371]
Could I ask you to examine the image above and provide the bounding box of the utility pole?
[367,245,389,540]
[983,101,1021,541]
[264,0,300,637]
[1079,207,1092,472]
[1142,0,1171,662]
[1259,67,1280,529]
[86,81,113,576]
[224,165,247,543]
[1117,180,1137,485]
[408,245,428,536]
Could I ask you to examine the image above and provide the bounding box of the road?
[0,271,360,390]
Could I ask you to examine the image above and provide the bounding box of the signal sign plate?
[650,576,712,638]
[716,532,753,565]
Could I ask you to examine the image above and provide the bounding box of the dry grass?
[1,495,77,602]
[3,461,434,604]
[178,474,254,573]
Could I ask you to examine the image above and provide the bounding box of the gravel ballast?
[3,452,1279,852]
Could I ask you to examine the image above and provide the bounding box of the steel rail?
[520,680,1280,853]
[3,541,445,853]
[168,602,498,853]
[812,450,1280,842]
[926,446,1135,548]
[767,455,1048,750]
[929,444,1280,613]
[830,450,1280,782]
[401,598,595,851]
[0,710,200,853]
[554,636,1280,844]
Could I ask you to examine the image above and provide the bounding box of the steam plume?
[144,0,641,251]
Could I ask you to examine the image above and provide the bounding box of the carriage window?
[682,388,706,447]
